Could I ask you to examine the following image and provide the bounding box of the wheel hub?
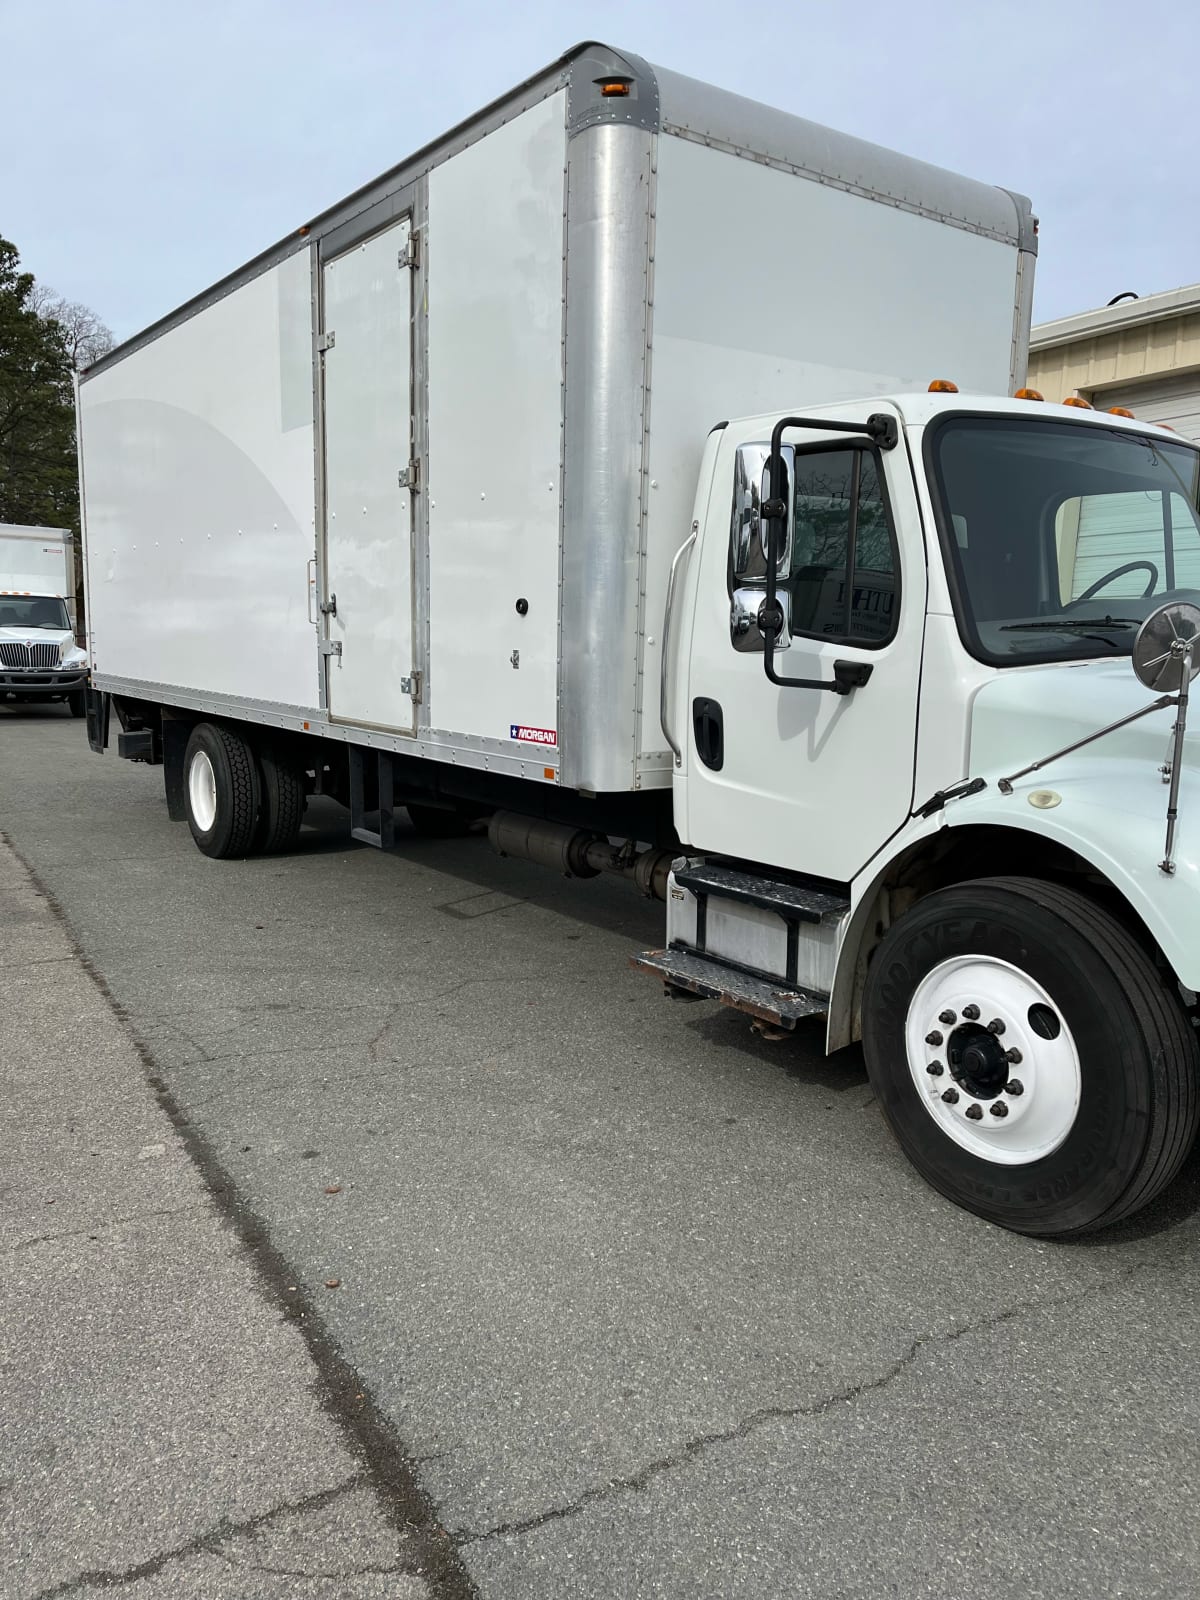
[905,955,1081,1166]
[948,1024,1009,1100]
[188,749,218,833]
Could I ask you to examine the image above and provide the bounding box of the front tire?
[183,722,261,859]
[862,877,1199,1236]
[68,691,85,718]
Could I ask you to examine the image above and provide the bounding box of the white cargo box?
[78,43,1034,795]
[0,523,75,611]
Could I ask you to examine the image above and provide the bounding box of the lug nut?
[965,1104,984,1120]
[962,1004,981,1021]
[1005,1079,1024,1097]
[1005,1048,1023,1065]
[939,1010,957,1026]
[941,1087,959,1104]
[987,1018,1006,1035]
[926,1061,944,1077]
[989,1102,1009,1118]
[925,1030,944,1047]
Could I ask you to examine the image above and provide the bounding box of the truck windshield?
[0,597,71,630]
[928,417,1200,665]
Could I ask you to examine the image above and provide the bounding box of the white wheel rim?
[188,749,218,833]
[905,955,1081,1166]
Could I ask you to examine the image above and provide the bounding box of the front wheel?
[68,691,86,718]
[862,877,1199,1236]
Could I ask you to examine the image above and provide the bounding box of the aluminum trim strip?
[91,675,561,782]
[558,122,654,792]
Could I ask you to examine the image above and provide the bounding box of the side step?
[672,860,847,924]
[632,946,828,1031]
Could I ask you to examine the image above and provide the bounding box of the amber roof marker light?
[1107,406,1136,418]
[1062,395,1093,409]
[928,379,959,393]
[1014,387,1044,401]
[597,78,632,97]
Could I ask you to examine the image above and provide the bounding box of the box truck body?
[77,44,1034,800]
[83,47,1200,1239]
[0,522,86,707]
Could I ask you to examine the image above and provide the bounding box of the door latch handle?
[320,594,337,617]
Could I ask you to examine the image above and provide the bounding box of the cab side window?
[789,448,898,646]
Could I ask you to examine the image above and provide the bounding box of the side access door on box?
[319,216,420,733]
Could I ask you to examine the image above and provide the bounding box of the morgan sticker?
[510,723,557,747]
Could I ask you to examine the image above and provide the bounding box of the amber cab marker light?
[1063,395,1093,409]
[1014,387,1044,401]
[928,379,959,393]
[1156,422,1178,432]
[1107,406,1136,418]
[598,80,632,96]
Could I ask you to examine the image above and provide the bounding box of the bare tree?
[29,283,115,371]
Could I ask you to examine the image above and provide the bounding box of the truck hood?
[0,625,75,651]
[969,658,1189,778]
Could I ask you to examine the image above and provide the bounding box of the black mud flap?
[84,683,110,754]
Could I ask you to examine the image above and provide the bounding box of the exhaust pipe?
[487,812,673,900]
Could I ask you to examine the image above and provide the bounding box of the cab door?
[680,407,927,883]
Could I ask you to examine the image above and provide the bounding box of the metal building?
[1028,283,1200,440]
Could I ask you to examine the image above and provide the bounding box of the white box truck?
[78,45,1200,1237]
[0,522,87,712]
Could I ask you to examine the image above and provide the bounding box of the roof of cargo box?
[83,42,1033,378]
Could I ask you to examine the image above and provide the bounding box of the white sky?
[3,0,1198,344]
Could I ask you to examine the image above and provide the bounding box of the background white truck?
[77,44,1200,1237]
[0,522,87,713]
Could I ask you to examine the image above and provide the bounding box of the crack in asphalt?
[26,1479,365,1597]
[6,1201,207,1255]
[455,1262,1162,1546]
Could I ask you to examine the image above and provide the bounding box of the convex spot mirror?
[731,586,791,653]
[1132,601,1200,693]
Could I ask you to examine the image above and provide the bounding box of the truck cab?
[643,390,1200,1234]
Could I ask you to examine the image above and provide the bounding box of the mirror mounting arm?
[997,692,1176,794]
[761,411,896,694]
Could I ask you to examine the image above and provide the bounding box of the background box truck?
[0,522,87,712]
[78,44,1200,1238]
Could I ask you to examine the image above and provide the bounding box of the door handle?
[692,697,724,772]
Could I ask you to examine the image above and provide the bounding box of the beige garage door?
[1097,372,1200,443]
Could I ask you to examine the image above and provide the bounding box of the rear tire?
[862,876,1200,1237]
[406,803,474,838]
[183,722,261,859]
[253,744,305,854]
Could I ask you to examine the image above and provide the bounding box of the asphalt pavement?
[3,705,1200,1598]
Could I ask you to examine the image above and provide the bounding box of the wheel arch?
[828,820,1175,1052]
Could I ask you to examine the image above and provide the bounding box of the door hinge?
[319,593,337,617]
[320,639,342,659]
[398,460,420,492]
[317,330,336,353]
[400,671,422,701]
[398,234,419,270]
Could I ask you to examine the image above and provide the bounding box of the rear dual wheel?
[862,877,1199,1237]
[183,723,303,859]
